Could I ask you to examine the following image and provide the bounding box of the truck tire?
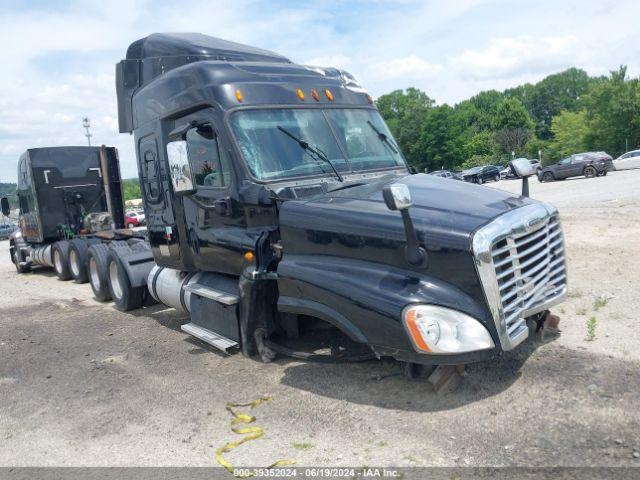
[106,249,144,311]
[68,238,99,284]
[52,241,72,281]
[87,244,111,301]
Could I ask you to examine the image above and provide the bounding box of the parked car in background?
[0,222,18,240]
[538,152,613,182]
[428,169,455,179]
[124,214,142,228]
[125,210,145,226]
[461,165,501,184]
[613,149,640,171]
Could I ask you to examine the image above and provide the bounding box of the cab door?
[173,110,247,276]
[137,126,185,268]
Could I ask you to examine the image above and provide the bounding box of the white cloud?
[369,55,442,81]
[451,35,579,79]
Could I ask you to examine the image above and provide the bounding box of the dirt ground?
[1,169,639,469]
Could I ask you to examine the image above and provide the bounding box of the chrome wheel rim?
[69,250,80,277]
[109,261,123,300]
[89,257,100,290]
[585,168,595,178]
[54,249,62,273]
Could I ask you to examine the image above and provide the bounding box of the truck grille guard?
[472,203,568,351]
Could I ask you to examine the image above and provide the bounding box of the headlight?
[402,305,495,354]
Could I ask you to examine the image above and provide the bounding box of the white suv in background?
[613,150,640,170]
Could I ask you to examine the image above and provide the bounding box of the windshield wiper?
[366,120,399,154]
[277,125,343,182]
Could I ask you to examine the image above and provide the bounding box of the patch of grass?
[292,442,314,451]
[585,316,597,342]
[576,306,587,316]
[593,296,609,311]
[377,441,388,447]
[568,291,583,299]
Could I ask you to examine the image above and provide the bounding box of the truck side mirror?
[1,197,9,217]
[382,183,412,210]
[510,158,535,178]
[167,140,196,196]
[510,158,535,198]
[382,184,427,268]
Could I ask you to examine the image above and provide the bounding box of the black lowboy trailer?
[109,32,568,366]
[1,146,156,311]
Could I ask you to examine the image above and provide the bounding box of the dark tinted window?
[185,126,231,188]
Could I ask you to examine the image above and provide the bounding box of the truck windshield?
[229,108,406,181]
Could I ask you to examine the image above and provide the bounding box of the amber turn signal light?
[325,89,334,101]
[235,89,244,102]
[244,251,255,262]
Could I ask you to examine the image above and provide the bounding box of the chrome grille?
[472,203,568,351]
[491,216,566,341]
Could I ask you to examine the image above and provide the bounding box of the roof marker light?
[311,89,320,101]
[325,89,334,101]
[296,88,305,101]
[235,89,243,102]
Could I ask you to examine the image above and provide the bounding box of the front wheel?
[477,176,483,184]
[584,166,597,178]
[10,243,30,274]
[127,223,135,229]
[494,174,500,182]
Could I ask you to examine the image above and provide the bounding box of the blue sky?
[1,0,639,181]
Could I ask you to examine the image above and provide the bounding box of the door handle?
[214,197,232,216]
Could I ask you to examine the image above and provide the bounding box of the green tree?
[419,104,466,172]
[582,66,640,156]
[492,98,534,157]
[122,178,141,201]
[506,68,593,139]
[549,110,589,158]
[376,88,434,167]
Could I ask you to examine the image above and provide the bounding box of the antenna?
[82,117,92,146]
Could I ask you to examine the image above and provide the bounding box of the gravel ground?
[1,169,639,469]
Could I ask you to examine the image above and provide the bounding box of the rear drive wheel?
[52,241,72,281]
[584,166,597,178]
[542,171,554,182]
[106,249,144,311]
[87,244,111,301]
[68,238,98,283]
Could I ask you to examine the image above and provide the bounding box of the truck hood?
[279,173,533,254]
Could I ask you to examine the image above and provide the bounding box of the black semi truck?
[110,33,567,365]
[2,146,155,311]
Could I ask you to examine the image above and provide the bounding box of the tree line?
[376,66,640,171]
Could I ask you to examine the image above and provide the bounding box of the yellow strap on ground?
[215,396,296,476]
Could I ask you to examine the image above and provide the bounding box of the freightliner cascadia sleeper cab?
[113,33,568,366]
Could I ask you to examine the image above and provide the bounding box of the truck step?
[184,282,239,305]
[181,322,238,353]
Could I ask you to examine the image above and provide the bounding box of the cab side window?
[185,126,231,188]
